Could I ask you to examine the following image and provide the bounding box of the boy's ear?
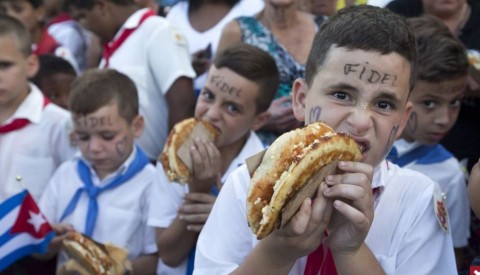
[26,54,39,78]
[251,111,271,131]
[292,78,307,122]
[397,101,413,139]
[131,115,144,138]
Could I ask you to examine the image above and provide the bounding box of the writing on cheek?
[309,106,322,123]
[385,125,399,156]
[344,62,397,86]
[115,136,128,157]
[74,116,114,128]
[210,75,242,97]
[407,111,417,134]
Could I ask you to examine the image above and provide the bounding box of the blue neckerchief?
[388,144,453,167]
[60,146,149,236]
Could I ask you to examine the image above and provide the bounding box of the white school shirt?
[148,131,265,275]
[166,0,264,91]
[0,84,76,202]
[39,148,159,264]
[100,8,196,160]
[392,139,470,248]
[194,161,457,275]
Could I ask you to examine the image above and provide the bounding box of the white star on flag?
[27,211,46,233]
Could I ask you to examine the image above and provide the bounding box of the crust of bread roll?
[247,122,362,239]
[62,232,114,275]
[160,118,219,183]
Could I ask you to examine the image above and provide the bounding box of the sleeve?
[145,21,195,95]
[147,164,188,228]
[194,165,257,275]
[444,170,470,247]
[395,182,457,275]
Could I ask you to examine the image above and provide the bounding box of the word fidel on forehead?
[74,116,114,128]
[210,75,242,97]
[344,62,398,86]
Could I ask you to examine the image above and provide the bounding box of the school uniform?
[100,8,196,160]
[194,161,457,275]
[389,139,470,248]
[33,28,79,72]
[0,84,76,202]
[148,131,265,275]
[39,146,159,265]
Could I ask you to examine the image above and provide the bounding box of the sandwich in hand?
[247,122,362,239]
[160,118,219,183]
[62,231,130,275]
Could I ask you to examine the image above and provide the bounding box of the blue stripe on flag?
[0,231,55,272]
[0,191,27,220]
[0,229,15,247]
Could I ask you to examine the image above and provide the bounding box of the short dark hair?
[0,0,43,9]
[305,5,418,91]
[407,15,468,82]
[0,14,32,56]
[31,54,77,86]
[213,43,279,113]
[69,69,139,123]
[67,0,134,10]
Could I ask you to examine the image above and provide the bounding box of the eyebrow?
[328,82,402,103]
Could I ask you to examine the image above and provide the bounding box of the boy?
[31,54,77,109]
[387,15,470,269]
[149,43,278,275]
[0,0,79,71]
[39,69,159,274]
[194,6,457,275]
[0,14,76,202]
[67,0,197,161]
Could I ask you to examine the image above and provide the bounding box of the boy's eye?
[201,90,214,101]
[376,101,394,110]
[101,134,115,141]
[332,92,350,100]
[0,61,12,69]
[226,103,240,114]
[422,100,436,109]
[76,134,89,141]
[450,99,462,108]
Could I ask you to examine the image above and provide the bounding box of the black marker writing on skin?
[210,75,242,97]
[344,62,398,86]
[74,116,114,128]
[115,136,128,157]
[309,106,322,123]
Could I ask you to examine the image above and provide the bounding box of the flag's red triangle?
[10,192,53,238]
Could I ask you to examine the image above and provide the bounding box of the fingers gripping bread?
[247,122,362,239]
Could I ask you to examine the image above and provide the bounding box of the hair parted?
[213,43,279,114]
[305,5,418,90]
[0,14,32,57]
[69,69,139,123]
[407,15,468,82]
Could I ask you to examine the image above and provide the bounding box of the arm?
[468,158,480,217]
[216,20,242,58]
[165,76,195,130]
[131,253,158,275]
[157,138,220,266]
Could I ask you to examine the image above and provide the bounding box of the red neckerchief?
[47,13,72,26]
[102,10,155,68]
[0,97,50,134]
[304,187,380,275]
[34,28,59,55]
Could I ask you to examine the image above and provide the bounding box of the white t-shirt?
[166,0,263,91]
[0,84,76,202]
[194,160,457,275]
[391,139,470,248]
[101,8,196,160]
[39,148,159,264]
[149,132,265,275]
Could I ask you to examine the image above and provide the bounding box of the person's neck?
[0,85,30,124]
[106,5,140,42]
[219,134,248,176]
[261,3,298,30]
[433,3,470,35]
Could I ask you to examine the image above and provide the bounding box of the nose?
[346,106,372,136]
[433,106,451,126]
[205,104,222,121]
[87,136,103,153]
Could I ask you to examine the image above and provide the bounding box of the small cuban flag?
[0,190,55,272]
